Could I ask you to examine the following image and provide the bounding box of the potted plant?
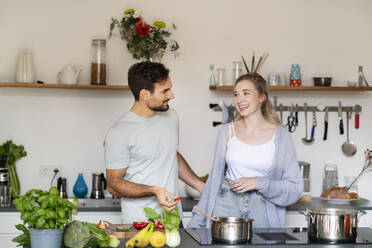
[109,8,180,61]
[12,186,78,248]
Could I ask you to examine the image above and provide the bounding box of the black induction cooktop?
[184,227,372,245]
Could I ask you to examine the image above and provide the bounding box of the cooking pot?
[211,216,253,244]
[194,206,253,244]
[300,208,366,242]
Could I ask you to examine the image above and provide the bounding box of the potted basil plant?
[12,187,78,248]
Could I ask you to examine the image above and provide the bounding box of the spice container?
[91,39,106,85]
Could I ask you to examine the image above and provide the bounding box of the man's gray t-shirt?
[104,109,179,223]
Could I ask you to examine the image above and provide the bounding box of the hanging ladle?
[193,206,217,221]
[342,110,357,156]
[302,103,314,144]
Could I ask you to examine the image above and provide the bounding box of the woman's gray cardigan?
[187,124,303,228]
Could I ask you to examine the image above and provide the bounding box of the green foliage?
[11,224,30,247]
[0,140,27,198]
[12,187,78,246]
[200,174,209,183]
[64,221,90,248]
[64,221,119,248]
[144,206,181,232]
[109,8,180,61]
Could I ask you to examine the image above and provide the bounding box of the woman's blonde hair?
[234,73,280,125]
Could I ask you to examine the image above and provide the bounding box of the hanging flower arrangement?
[109,8,180,61]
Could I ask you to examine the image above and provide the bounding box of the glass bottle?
[73,173,88,198]
[358,65,364,87]
[232,61,243,84]
[209,64,216,87]
[91,39,107,85]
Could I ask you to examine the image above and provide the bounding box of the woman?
[188,73,303,228]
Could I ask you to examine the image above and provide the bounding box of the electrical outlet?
[39,165,61,178]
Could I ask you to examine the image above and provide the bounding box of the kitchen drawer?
[0,212,22,234]
[0,234,18,248]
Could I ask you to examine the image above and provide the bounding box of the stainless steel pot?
[211,217,253,244]
[300,208,366,242]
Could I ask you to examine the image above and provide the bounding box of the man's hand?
[152,187,178,211]
[230,177,258,194]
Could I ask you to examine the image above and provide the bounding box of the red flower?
[134,17,142,23]
[136,22,150,36]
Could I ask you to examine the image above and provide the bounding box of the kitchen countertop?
[1,197,371,213]
[115,228,372,247]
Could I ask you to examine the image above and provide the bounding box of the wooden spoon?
[193,206,217,221]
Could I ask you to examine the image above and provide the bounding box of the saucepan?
[193,206,253,244]
[300,208,366,243]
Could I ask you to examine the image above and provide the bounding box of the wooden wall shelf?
[0,82,129,90]
[210,85,372,91]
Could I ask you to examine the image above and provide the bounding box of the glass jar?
[91,39,106,85]
[232,61,243,84]
[216,68,226,86]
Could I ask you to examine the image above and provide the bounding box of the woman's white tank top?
[225,122,275,180]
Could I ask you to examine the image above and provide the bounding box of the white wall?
[1,0,372,225]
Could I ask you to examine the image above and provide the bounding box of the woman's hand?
[230,177,258,194]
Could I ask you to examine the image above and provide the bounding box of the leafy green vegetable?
[144,207,161,220]
[144,206,180,231]
[0,140,27,198]
[144,206,182,247]
[12,187,78,247]
[64,221,90,248]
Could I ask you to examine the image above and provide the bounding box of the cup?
[268,73,281,86]
[344,176,358,193]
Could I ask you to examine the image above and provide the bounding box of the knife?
[338,101,344,135]
[323,107,328,140]
[105,221,119,232]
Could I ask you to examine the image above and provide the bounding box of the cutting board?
[103,224,164,239]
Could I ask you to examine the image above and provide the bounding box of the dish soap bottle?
[73,173,88,198]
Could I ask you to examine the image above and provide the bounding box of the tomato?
[154,220,164,229]
[132,221,148,230]
[175,197,183,202]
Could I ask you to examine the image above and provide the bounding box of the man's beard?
[148,100,169,112]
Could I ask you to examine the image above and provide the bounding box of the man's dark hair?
[128,62,170,101]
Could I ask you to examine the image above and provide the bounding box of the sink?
[68,198,121,208]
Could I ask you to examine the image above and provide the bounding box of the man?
[104,62,204,224]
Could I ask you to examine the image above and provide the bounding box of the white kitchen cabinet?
[0,211,121,248]
[0,212,22,248]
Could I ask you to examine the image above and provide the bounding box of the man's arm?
[106,168,178,211]
[177,152,205,193]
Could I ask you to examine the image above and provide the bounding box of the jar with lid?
[91,39,107,85]
[232,61,243,85]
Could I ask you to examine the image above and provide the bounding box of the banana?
[137,222,154,247]
[125,235,136,248]
[133,222,152,247]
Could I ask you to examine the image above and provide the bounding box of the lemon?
[150,231,166,248]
